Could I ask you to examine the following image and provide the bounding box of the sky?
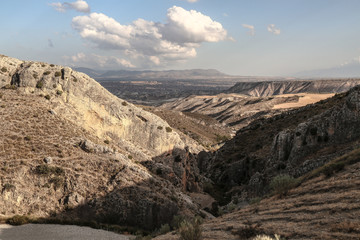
[1,0,360,76]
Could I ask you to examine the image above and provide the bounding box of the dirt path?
[0,224,133,240]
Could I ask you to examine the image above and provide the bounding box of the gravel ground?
[0,224,133,240]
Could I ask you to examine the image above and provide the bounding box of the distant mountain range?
[74,67,228,80]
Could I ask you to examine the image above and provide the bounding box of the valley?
[1,55,360,240]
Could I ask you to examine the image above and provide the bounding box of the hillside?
[155,148,360,239]
[161,93,333,131]
[227,79,360,97]
[199,86,360,204]
[0,55,204,231]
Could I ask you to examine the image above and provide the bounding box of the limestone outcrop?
[0,55,186,157]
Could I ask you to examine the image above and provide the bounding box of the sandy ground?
[273,93,335,109]
[0,224,133,240]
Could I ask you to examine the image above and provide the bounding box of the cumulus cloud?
[71,6,228,67]
[267,24,281,35]
[66,53,135,68]
[242,24,255,36]
[51,0,90,13]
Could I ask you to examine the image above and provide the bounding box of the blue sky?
[1,0,360,76]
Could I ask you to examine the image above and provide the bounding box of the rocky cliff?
[0,55,203,230]
[200,85,360,200]
[0,55,188,157]
[227,79,360,97]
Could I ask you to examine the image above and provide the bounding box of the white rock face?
[0,55,185,156]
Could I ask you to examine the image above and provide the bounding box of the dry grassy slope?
[160,93,332,131]
[155,152,360,240]
[0,55,191,157]
[0,88,199,229]
[141,105,232,148]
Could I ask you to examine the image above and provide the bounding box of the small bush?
[43,71,51,75]
[50,64,55,67]
[3,183,16,192]
[24,136,31,141]
[270,174,297,196]
[1,67,7,73]
[56,90,63,96]
[36,80,44,89]
[179,218,202,240]
[171,215,186,229]
[157,126,163,130]
[122,101,128,106]
[44,95,51,100]
[104,139,110,144]
[158,224,171,235]
[322,162,345,177]
[166,127,172,133]
[55,72,61,77]
[128,155,133,159]
[6,215,30,226]
[49,177,64,190]
[73,77,78,82]
[3,84,17,90]
[35,164,64,176]
[33,73,38,79]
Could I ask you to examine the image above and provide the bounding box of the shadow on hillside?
[20,148,203,233]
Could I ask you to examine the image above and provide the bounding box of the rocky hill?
[199,86,360,203]
[160,93,333,131]
[0,54,205,231]
[227,79,360,97]
[155,148,360,239]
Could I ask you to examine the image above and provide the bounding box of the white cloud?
[186,0,199,2]
[71,6,228,67]
[51,0,90,13]
[267,24,281,35]
[161,6,227,44]
[66,53,135,68]
[242,24,255,36]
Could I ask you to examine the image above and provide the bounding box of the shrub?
[6,215,30,226]
[104,139,110,144]
[55,72,61,77]
[49,177,64,190]
[33,73,38,79]
[166,127,172,133]
[73,77,78,82]
[270,174,297,196]
[35,164,64,176]
[44,95,51,100]
[36,80,44,89]
[178,218,202,240]
[56,90,63,96]
[43,71,51,75]
[1,67,7,73]
[122,101,128,106]
[322,162,345,177]
[3,183,16,192]
[3,84,17,90]
[158,224,171,235]
[157,126,163,130]
[24,136,31,141]
[171,215,186,229]
[50,64,55,67]
[128,155,133,159]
